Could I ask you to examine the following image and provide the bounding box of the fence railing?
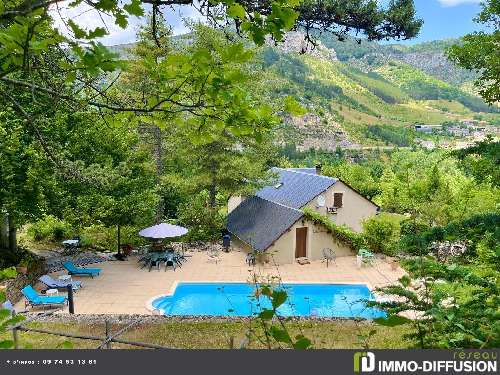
[9,311,171,349]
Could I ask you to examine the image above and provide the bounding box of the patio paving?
[18,250,405,315]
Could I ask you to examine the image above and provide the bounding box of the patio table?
[62,239,79,246]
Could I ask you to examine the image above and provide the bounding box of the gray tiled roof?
[286,168,317,175]
[255,168,337,209]
[227,196,303,251]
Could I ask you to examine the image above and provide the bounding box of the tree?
[447,0,500,105]
[362,213,402,255]
[50,112,159,253]
[0,1,422,133]
[120,22,280,208]
[0,91,62,253]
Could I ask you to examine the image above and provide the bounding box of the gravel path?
[43,251,116,273]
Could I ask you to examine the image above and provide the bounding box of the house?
[414,124,443,134]
[227,167,379,264]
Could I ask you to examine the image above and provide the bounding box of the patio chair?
[138,251,153,265]
[322,248,336,267]
[39,275,82,291]
[164,253,176,272]
[63,261,101,278]
[147,253,162,272]
[21,285,67,309]
[358,249,375,266]
[246,253,256,266]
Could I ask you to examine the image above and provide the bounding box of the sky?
[51,0,486,46]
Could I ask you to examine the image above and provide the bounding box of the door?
[295,227,308,258]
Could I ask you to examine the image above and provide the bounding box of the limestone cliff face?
[267,31,337,62]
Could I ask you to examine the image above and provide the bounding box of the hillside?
[110,33,500,149]
[258,33,499,150]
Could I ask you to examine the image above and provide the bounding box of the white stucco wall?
[304,180,378,232]
[232,219,352,265]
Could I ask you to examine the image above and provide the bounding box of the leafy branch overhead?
[447,0,499,105]
[0,0,422,118]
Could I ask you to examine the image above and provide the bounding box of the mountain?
[109,33,499,149]
[259,33,499,149]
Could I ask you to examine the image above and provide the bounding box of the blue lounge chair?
[63,261,101,278]
[21,285,67,309]
[39,275,82,290]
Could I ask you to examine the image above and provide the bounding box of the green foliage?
[0,267,23,349]
[247,281,312,349]
[364,124,414,147]
[343,67,409,104]
[362,213,403,255]
[27,215,71,241]
[0,267,16,281]
[373,256,500,348]
[400,213,500,257]
[175,192,225,242]
[453,138,500,187]
[376,150,499,226]
[303,208,365,251]
[373,315,411,327]
[447,0,500,105]
[322,161,381,199]
[78,224,147,251]
[375,61,497,113]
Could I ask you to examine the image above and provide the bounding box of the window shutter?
[334,193,343,208]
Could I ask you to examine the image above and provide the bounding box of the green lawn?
[4,319,412,349]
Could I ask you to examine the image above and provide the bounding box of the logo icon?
[354,352,376,373]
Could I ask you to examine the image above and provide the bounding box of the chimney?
[315,164,322,175]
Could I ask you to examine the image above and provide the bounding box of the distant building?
[415,139,435,150]
[461,120,476,127]
[414,124,443,134]
[448,127,470,137]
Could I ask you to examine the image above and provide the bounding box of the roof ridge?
[253,195,304,213]
[278,167,338,181]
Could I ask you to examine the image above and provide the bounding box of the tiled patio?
[19,250,405,314]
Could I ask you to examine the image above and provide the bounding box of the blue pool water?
[151,283,385,318]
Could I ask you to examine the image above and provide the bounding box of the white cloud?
[437,0,480,7]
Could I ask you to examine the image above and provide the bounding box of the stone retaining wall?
[5,258,46,304]
[29,313,356,325]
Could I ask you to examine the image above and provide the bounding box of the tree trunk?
[117,224,121,255]
[152,124,163,223]
[8,214,17,252]
[209,159,217,208]
[137,122,164,223]
[0,211,8,250]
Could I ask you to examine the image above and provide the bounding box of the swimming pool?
[150,283,385,318]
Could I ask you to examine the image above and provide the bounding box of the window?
[274,182,283,189]
[333,192,343,208]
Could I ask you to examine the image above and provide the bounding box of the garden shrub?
[27,215,72,241]
[399,218,431,255]
[80,224,147,251]
[362,213,403,255]
[401,212,500,256]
